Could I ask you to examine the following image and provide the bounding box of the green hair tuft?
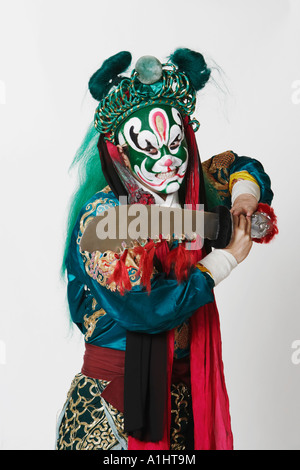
[61,123,107,277]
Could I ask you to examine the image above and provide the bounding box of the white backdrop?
[0,0,299,450]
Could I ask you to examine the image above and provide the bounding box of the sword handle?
[209,206,232,249]
[210,203,277,249]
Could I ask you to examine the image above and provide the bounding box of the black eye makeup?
[169,134,181,150]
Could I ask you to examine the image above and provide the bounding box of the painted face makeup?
[117,104,189,195]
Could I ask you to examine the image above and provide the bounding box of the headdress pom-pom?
[88,51,132,101]
[169,48,211,91]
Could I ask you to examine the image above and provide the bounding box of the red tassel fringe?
[108,249,131,295]
[133,240,156,293]
[253,202,279,244]
[165,243,193,283]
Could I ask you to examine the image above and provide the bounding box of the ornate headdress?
[88,49,211,143]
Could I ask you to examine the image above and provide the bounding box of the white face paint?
[118,106,189,194]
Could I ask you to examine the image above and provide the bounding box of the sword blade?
[80,205,221,253]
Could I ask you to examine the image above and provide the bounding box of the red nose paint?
[164,158,173,167]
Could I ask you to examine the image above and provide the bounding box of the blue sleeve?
[230,153,274,205]
[202,151,274,210]
[66,231,215,335]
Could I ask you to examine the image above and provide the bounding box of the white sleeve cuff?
[200,249,238,287]
[231,180,260,204]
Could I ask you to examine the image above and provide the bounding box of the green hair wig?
[61,122,107,276]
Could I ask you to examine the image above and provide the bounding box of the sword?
[80,203,277,253]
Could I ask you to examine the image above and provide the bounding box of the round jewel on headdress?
[135,56,163,84]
